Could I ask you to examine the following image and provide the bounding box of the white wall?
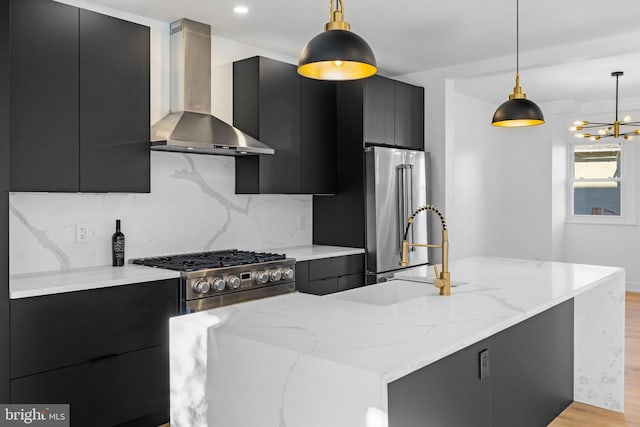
[563,105,640,291]
[10,3,312,275]
[446,91,492,260]
[396,31,640,290]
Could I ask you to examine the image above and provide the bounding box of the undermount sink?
[331,280,441,306]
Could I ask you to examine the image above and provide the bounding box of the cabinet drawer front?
[11,344,169,427]
[304,278,338,296]
[11,279,178,378]
[337,273,364,292]
[308,254,364,281]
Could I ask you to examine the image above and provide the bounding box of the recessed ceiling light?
[233,5,249,15]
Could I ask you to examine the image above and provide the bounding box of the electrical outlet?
[76,223,89,244]
[297,214,306,229]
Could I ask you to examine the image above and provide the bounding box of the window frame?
[567,137,637,225]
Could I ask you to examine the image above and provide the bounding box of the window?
[569,140,636,224]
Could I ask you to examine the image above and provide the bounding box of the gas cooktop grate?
[131,249,287,271]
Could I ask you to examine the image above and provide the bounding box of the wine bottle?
[112,219,125,267]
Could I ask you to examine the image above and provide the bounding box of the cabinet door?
[363,75,395,145]
[10,0,79,191]
[300,78,336,194]
[0,193,8,402]
[234,57,301,194]
[388,340,491,427]
[0,0,8,193]
[337,273,364,292]
[79,10,150,193]
[491,299,574,427]
[395,82,424,150]
[308,254,364,281]
[11,344,169,427]
[295,261,309,293]
[11,279,178,378]
[258,58,300,193]
[305,278,338,295]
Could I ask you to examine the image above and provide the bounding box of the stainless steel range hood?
[151,19,274,156]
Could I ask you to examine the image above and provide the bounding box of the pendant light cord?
[516,0,519,73]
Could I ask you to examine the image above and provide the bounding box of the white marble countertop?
[261,244,364,262]
[10,264,181,299]
[170,256,625,426]
[8,245,362,299]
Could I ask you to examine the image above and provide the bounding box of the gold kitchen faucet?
[400,205,451,296]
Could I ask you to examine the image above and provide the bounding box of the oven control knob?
[282,268,295,281]
[210,277,226,291]
[255,271,269,285]
[226,275,241,289]
[269,269,282,282]
[192,279,210,294]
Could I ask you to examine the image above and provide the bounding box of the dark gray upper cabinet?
[363,76,395,146]
[234,56,336,195]
[10,0,80,191]
[0,0,8,402]
[79,10,150,193]
[361,75,425,150]
[9,0,150,193]
[394,80,425,150]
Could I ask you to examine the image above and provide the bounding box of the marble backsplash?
[9,152,312,275]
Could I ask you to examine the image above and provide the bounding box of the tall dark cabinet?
[10,0,79,191]
[316,78,428,273]
[0,0,9,402]
[234,56,336,194]
[9,0,150,193]
[313,76,425,249]
[79,10,150,193]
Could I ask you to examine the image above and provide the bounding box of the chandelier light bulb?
[623,115,632,122]
[574,133,584,138]
[569,126,577,131]
[625,135,633,140]
[574,120,586,126]
[598,128,607,135]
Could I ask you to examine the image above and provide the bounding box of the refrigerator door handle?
[397,163,414,251]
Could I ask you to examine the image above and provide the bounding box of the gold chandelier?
[571,71,640,141]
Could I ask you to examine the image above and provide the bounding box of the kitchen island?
[169,257,625,426]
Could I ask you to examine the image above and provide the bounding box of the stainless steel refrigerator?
[365,146,431,283]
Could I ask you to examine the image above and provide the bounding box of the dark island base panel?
[388,299,574,427]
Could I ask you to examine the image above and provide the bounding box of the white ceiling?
[86,0,640,104]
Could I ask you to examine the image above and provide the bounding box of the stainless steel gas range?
[131,249,296,313]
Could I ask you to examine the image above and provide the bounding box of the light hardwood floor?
[549,292,640,426]
[159,293,640,427]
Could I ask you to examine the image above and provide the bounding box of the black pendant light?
[492,0,544,127]
[298,0,377,80]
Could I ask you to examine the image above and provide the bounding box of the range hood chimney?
[150,19,274,156]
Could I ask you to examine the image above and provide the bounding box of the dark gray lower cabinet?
[388,299,574,427]
[491,298,574,426]
[10,279,179,426]
[389,340,491,427]
[296,254,364,295]
[0,193,8,402]
[12,345,169,427]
